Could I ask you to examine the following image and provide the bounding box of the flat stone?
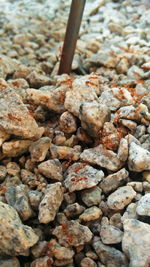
[81,186,102,207]
[79,206,102,222]
[0,201,38,256]
[107,186,136,210]
[122,219,150,267]
[128,142,150,172]
[92,239,127,267]
[2,140,33,157]
[38,182,64,223]
[38,159,63,181]
[80,145,123,171]
[136,193,150,216]
[0,79,43,139]
[100,225,123,244]
[80,101,110,137]
[64,163,104,192]
[52,220,93,247]
[100,168,129,194]
[29,137,51,162]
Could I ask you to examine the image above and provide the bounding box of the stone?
[122,219,150,267]
[117,138,128,162]
[5,185,33,221]
[47,239,74,260]
[29,137,51,162]
[64,203,85,218]
[0,257,20,267]
[0,79,43,139]
[81,186,102,207]
[30,256,53,267]
[0,129,10,147]
[113,106,140,122]
[100,225,123,244]
[80,145,123,171]
[107,186,136,210]
[100,168,129,194]
[53,220,93,247]
[28,190,43,210]
[79,206,102,222]
[127,65,144,80]
[85,52,119,69]
[92,238,127,267]
[120,119,137,132]
[128,142,150,172]
[122,203,138,222]
[80,101,110,137]
[6,162,20,176]
[143,171,150,183]
[0,165,7,181]
[38,183,64,223]
[0,55,19,79]
[59,111,77,134]
[136,193,150,216]
[38,159,63,181]
[20,169,38,188]
[27,71,51,88]
[2,140,33,157]
[31,241,48,259]
[0,201,38,256]
[50,144,80,161]
[110,213,122,229]
[127,182,143,192]
[64,163,104,192]
[80,257,97,267]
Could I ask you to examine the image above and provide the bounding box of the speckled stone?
[81,186,102,207]
[38,159,63,181]
[100,225,123,244]
[29,137,51,162]
[79,206,102,222]
[136,193,150,216]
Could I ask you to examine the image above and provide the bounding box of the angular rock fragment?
[2,140,33,157]
[0,79,43,139]
[0,257,20,267]
[79,101,110,137]
[50,144,80,161]
[128,142,150,172]
[38,159,63,181]
[107,186,136,210]
[117,138,128,162]
[64,163,104,192]
[0,55,19,79]
[0,129,10,147]
[21,169,38,188]
[122,219,150,267]
[100,225,123,244]
[27,70,51,88]
[0,165,7,181]
[136,193,150,216]
[80,145,123,171]
[30,256,53,267]
[79,206,102,222]
[100,168,129,194]
[6,162,20,176]
[38,183,64,223]
[80,257,97,267]
[81,186,102,207]
[93,238,127,267]
[52,220,93,247]
[29,137,51,162]
[0,201,38,256]
[59,111,77,134]
[64,203,85,218]
[47,239,74,260]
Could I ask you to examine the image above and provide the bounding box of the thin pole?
[58,0,86,75]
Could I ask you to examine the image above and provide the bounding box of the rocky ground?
[0,0,150,266]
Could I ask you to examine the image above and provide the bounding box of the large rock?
[0,201,38,256]
[122,219,150,267]
[80,145,123,171]
[38,183,64,223]
[0,79,43,139]
[128,142,150,172]
[64,163,104,192]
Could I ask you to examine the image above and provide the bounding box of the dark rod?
[58,0,86,75]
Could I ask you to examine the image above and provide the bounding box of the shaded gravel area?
[0,0,150,266]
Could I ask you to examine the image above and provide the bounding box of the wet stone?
[107,186,136,210]
[38,159,63,181]
[64,162,104,192]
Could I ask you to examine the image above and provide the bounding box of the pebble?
[122,219,150,267]
[59,111,77,134]
[38,182,64,223]
[50,144,80,161]
[30,256,53,267]
[64,163,104,192]
[27,70,51,88]
[28,190,43,210]
[0,165,7,181]
[117,138,129,161]
[79,206,102,222]
[122,203,138,222]
[80,257,97,267]
[47,239,74,260]
[127,182,143,192]
[2,140,33,157]
[107,186,136,210]
[143,171,150,183]
[6,162,20,176]
[81,186,102,207]
[136,193,150,216]
[29,137,51,162]
[100,225,123,244]
[64,203,85,218]
[38,159,63,181]
[0,201,38,255]
[128,142,150,172]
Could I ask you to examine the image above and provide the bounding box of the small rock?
[29,137,51,162]
[107,186,136,210]
[47,239,74,260]
[127,182,143,192]
[0,129,10,147]
[30,256,53,267]
[53,220,93,247]
[0,165,7,181]
[100,168,129,194]
[100,225,123,244]
[59,111,77,134]
[92,238,127,267]
[80,257,97,267]
[28,190,43,210]
[0,257,20,267]
[127,65,145,80]
[38,183,64,223]
[110,213,122,229]
[122,219,150,267]
[79,206,102,222]
[85,52,119,69]
[31,241,48,259]
[2,140,33,157]
[136,193,150,216]
[114,106,140,122]
[0,201,38,255]
[64,163,104,192]
[64,203,85,218]
[128,142,150,172]
[27,71,51,88]
[50,144,80,161]
[0,55,19,79]
[38,159,63,181]
[21,169,38,188]
[122,203,138,222]
[80,145,123,171]
[81,186,102,207]
[143,171,150,183]
[117,138,128,162]
[6,162,20,176]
